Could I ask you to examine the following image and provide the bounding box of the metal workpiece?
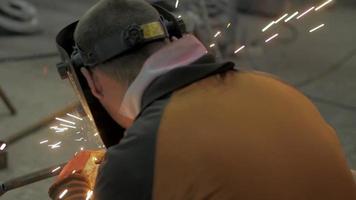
[0,0,40,34]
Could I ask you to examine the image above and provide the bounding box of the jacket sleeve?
[93,98,169,200]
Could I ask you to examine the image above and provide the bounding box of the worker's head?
[74,0,168,128]
[56,0,185,146]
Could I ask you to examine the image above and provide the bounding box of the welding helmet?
[55,3,186,148]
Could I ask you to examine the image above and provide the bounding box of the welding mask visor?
[55,21,125,148]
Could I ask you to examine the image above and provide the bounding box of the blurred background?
[0,0,355,199]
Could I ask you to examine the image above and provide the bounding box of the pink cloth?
[119,35,208,119]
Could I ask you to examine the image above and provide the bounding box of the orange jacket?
[94,57,356,199]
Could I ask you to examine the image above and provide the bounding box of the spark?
[74,137,85,142]
[262,21,275,32]
[175,0,179,8]
[315,0,333,11]
[262,13,288,32]
[51,166,61,173]
[66,113,83,121]
[50,126,68,132]
[0,143,6,151]
[177,15,182,19]
[297,6,315,19]
[86,190,93,200]
[209,43,216,48]
[40,140,49,144]
[55,129,68,133]
[59,189,68,199]
[60,124,76,129]
[49,142,62,149]
[285,11,299,22]
[55,117,76,125]
[234,45,246,54]
[265,33,279,43]
[214,31,221,38]
[275,13,288,23]
[226,23,231,29]
[309,24,325,32]
[72,170,77,174]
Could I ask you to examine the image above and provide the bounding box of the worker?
[50,0,356,199]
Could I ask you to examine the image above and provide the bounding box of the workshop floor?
[0,0,355,199]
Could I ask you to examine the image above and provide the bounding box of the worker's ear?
[81,67,104,100]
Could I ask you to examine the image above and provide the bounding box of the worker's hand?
[49,150,105,200]
[57,150,105,187]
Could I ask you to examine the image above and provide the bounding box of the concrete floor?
[0,0,356,199]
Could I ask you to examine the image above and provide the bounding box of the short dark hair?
[74,0,166,83]
[99,40,167,84]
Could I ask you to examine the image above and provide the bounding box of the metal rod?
[0,86,16,115]
[4,102,80,145]
[0,163,66,196]
[0,52,59,64]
